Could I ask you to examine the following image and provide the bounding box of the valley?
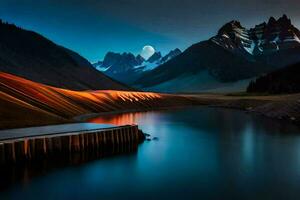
[1,71,299,130]
[1,8,300,199]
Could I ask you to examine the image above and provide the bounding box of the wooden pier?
[0,123,145,164]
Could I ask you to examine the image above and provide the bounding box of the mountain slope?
[247,62,300,94]
[0,20,128,90]
[0,72,194,129]
[135,15,300,93]
[135,40,268,91]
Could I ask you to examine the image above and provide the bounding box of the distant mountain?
[135,15,300,93]
[247,62,300,94]
[161,48,182,63]
[147,52,162,63]
[93,48,182,84]
[0,20,129,91]
[94,52,144,74]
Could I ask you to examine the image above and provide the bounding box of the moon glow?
[140,45,155,60]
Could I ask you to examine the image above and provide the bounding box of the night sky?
[1,0,300,62]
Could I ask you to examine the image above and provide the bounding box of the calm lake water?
[1,107,300,199]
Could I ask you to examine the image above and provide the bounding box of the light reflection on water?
[89,112,157,126]
[1,107,300,199]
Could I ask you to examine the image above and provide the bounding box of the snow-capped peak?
[211,15,300,56]
[93,48,182,73]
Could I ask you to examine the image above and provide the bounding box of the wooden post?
[4,143,16,162]
[0,143,5,164]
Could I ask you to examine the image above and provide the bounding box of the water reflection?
[1,107,300,199]
[0,140,139,192]
[89,112,145,125]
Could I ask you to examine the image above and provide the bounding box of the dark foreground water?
[1,107,300,200]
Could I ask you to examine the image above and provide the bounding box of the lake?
[1,107,300,199]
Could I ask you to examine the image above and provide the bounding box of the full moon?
[140,45,155,60]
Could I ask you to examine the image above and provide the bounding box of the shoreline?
[2,97,300,131]
[74,93,300,128]
[1,73,300,130]
[185,93,300,126]
[73,105,195,122]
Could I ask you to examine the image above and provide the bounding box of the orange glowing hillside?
[0,72,194,129]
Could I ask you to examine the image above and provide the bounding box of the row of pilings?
[0,125,145,165]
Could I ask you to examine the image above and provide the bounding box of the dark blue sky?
[1,0,299,62]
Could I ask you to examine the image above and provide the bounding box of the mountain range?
[0,20,128,91]
[1,15,299,94]
[134,15,300,92]
[93,48,182,84]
